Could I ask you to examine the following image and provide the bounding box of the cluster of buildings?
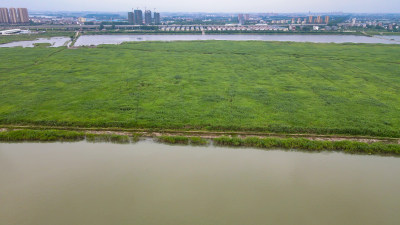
[273,16,329,25]
[0,8,29,24]
[159,25,288,32]
[128,9,161,25]
[238,14,250,24]
[236,14,329,25]
[342,18,399,30]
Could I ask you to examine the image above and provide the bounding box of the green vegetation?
[33,43,52,48]
[214,136,400,155]
[0,129,133,143]
[85,133,131,143]
[0,129,85,141]
[157,135,209,145]
[157,136,189,144]
[189,136,209,145]
[1,41,400,137]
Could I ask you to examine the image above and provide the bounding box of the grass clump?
[33,43,52,48]
[157,136,189,144]
[0,129,132,143]
[132,133,142,142]
[85,133,130,143]
[213,136,400,155]
[0,129,85,142]
[189,136,209,145]
[157,135,209,145]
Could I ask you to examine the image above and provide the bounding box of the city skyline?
[1,0,400,13]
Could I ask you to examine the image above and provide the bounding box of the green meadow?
[1,41,400,137]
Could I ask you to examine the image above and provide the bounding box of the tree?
[99,24,104,30]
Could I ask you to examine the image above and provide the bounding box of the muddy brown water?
[0,140,399,225]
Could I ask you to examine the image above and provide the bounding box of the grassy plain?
[1,41,400,137]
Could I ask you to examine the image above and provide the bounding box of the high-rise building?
[134,10,143,25]
[317,16,321,24]
[0,8,10,23]
[9,8,19,23]
[128,12,134,25]
[325,16,329,24]
[352,18,356,26]
[154,12,161,25]
[238,14,244,24]
[308,16,313,23]
[144,10,152,25]
[17,8,29,23]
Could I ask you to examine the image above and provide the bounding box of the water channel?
[1,34,399,48]
[1,140,399,225]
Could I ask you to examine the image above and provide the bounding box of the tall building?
[0,8,10,23]
[325,16,329,24]
[134,10,143,25]
[17,8,29,23]
[238,14,244,24]
[144,10,152,25]
[9,8,19,23]
[128,12,134,25]
[352,18,356,26]
[317,16,321,24]
[308,16,313,23]
[154,12,160,25]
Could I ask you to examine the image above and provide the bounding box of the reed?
[213,136,400,155]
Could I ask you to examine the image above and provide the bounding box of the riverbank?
[1,129,399,156]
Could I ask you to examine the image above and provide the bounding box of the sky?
[1,0,399,13]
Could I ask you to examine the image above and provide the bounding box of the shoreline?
[1,125,399,144]
[1,128,399,156]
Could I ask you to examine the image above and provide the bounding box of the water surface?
[0,36,70,48]
[1,140,399,225]
[74,34,400,46]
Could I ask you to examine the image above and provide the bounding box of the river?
[1,140,399,225]
[1,34,399,47]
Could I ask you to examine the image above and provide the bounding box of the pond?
[1,140,399,225]
[0,36,70,48]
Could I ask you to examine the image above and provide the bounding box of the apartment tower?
[144,10,152,25]
[9,8,19,23]
[134,10,143,25]
[325,16,330,24]
[154,12,160,25]
[0,8,10,23]
[17,8,29,23]
[128,12,134,25]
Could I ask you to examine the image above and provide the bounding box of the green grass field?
[1,41,400,137]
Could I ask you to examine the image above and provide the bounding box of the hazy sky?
[1,0,399,13]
